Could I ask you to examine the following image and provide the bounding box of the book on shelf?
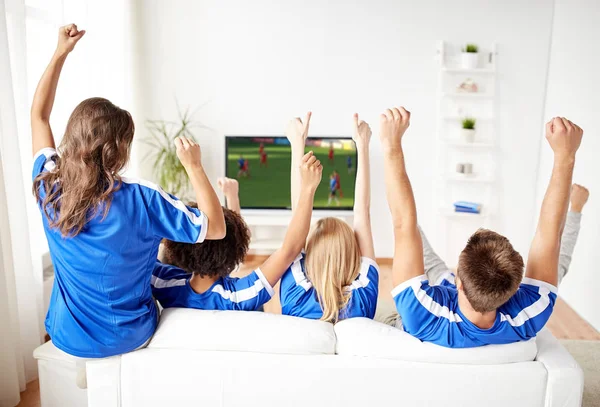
[453,201,482,214]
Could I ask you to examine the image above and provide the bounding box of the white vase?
[461,52,479,69]
[461,129,476,143]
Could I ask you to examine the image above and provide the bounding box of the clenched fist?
[286,112,312,146]
[545,117,583,161]
[175,136,202,169]
[380,106,411,152]
[56,24,85,56]
[352,113,372,146]
[299,151,322,192]
[217,177,239,198]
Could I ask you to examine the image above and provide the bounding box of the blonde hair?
[305,218,361,323]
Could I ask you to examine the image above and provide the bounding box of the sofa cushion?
[148,308,336,355]
[334,318,537,364]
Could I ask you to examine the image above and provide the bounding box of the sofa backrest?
[148,308,336,355]
[334,318,538,364]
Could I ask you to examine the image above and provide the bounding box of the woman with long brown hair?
[280,113,379,323]
[31,24,225,360]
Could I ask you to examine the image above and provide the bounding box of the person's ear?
[455,276,463,291]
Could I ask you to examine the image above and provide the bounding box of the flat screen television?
[225,136,357,210]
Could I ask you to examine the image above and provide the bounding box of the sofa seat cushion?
[148,308,336,355]
[334,318,537,364]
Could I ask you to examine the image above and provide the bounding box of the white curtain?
[0,0,43,405]
[1,0,138,404]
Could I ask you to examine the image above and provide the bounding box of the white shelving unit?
[443,140,495,149]
[434,41,499,260]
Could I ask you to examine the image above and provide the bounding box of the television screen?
[226,136,356,210]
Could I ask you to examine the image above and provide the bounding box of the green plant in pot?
[142,106,202,200]
[461,117,476,143]
[461,43,479,69]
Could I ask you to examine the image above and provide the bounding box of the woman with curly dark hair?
[152,144,322,311]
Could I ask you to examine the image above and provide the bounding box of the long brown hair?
[305,217,361,323]
[33,97,135,237]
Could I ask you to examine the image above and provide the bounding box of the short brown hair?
[162,205,250,278]
[457,229,524,313]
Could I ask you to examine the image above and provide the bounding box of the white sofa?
[34,308,584,407]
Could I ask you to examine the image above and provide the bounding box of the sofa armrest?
[87,355,122,407]
[535,329,583,407]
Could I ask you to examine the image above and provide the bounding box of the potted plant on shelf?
[461,43,479,69]
[461,117,476,143]
[141,106,203,200]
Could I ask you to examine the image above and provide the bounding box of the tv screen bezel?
[225,135,357,211]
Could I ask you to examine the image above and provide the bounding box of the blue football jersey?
[33,148,208,357]
[151,262,274,311]
[329,178,337,192]
[280,253,379,320]
[392,273,558,348]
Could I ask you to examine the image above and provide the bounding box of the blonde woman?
[279,113,379,323]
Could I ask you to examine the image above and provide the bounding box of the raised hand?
[352,113,372,146]
[56,24,86,56]
[299,151,322,191]
[570,184,589,213]
[175,136,201,169]
[217,177,239,197]
[286,112,312,146]
[380,106,411,152]
[545,117,583,161]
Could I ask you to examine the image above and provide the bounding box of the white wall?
[133,0,555,259]
[536,0,600,330]
[22,0,135,260]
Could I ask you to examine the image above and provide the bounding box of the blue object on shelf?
[453,201,482,214]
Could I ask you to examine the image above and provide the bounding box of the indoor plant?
[142,106,201,199]
[461,117,476,143]
[461,43,479,69]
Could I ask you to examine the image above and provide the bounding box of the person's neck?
[189,274,219,294]
[457,292,497,329]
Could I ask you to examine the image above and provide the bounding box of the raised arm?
[381,107,424,286]
[286,112,311,212]
[260,151,322,287]
[352,113,375,260]
[217,177,241,214]
[31,24,85,156]
[526,117,583,286]
[175,137,226,240]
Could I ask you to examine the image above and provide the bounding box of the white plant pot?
[461,52,479,69]
[461,129,476,143]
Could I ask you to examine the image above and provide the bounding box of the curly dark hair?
[162,204,251,278]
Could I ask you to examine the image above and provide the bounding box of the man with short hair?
[380,110,583,348]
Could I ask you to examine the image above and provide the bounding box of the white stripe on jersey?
[151,275,187,288]
[391,274,426,298]
[346,258,378,291]
[411,281,463,323]
[33,147,57,162]
[33,147,58,172]
[211,278,270,303]
[254,268,275,297]
[521,277,558,294]
[500,285,552,327]
[121,176,205,226]
[291,253,312,291]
